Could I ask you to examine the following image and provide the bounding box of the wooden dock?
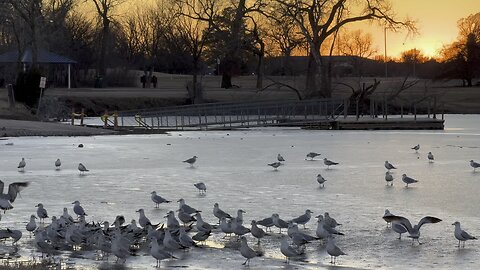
[97,98,446,131]
[334,117,444,130]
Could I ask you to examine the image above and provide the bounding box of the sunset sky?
[364,0,480,58]
[117,0,479,59]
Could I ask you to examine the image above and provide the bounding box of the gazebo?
[0,48,77,88]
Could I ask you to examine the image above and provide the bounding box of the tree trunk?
[192,59,203,104]
[255,43,265,89]
[467,78,472,87]
[220,0,246,89]
[221,72,232,89]
[305,54,318,98]
[319,60,332,98]
[99,20,109,77]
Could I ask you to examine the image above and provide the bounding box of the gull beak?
[452,223,455,225]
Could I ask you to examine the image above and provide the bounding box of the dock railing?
[116,98,347,130]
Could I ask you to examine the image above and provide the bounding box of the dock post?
[103,110,109,128]
[427,100,431,118]
[113,111,118,129]
[384,96,388,120]
[442,103,445,120]
[344,99,348,119]
[355,99,359,120]
[80,108,85,126]
[369,99,373,118]
[71,108,75,125]
[7,84,15,108]
[414,104,417,121]
[433,96,437,119]
[401,104,403,118]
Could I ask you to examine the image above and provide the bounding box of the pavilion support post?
[68,64,71,89]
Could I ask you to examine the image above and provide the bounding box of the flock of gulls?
[0,142,480,269]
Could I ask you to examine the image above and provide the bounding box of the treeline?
[0,1,479,101]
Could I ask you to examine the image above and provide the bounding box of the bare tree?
[440,13,480,86]
[6,0,42,67]
[173,1,213,103]
[89,0,126,78]
[265,10,305,75]
[337,29,377,76]
[271,0,415,98]
[179,0,267,89]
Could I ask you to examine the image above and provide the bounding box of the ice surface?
[0,114,480,269]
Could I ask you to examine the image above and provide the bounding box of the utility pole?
[384,27,388,78]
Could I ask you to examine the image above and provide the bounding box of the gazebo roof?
[0,48,76,64]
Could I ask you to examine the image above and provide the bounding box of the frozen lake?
[1,114,480,269]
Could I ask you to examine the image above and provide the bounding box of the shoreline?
[0,119,116,137]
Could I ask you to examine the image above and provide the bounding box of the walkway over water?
[109,98,444,131]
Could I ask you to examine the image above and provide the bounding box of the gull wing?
[417,216,442,229]
[8,182,30,202]
[386,216,413,232]
[461,230,474,239]
[0,180,4,193]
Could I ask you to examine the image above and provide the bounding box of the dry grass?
[2,75,480,119]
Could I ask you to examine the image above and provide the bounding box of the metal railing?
[117,98,348,130]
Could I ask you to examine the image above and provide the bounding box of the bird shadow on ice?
[455,247,476,257]
[98,262,129,270]
[196,193,207,198]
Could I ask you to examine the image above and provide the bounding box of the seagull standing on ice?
[26,215,37,236]
[78,163,89,174]
[240,236,261,266]
[280,236,304,264]
[384,161,396,171]
[323,158,339,169]
[470,160,480,171]
[277,154,285,162]
[194,182,207,194]
[427,152,434,162]
[306,152,321,160]
[35,203,48,223]
[317,174,327,187]
[385,172,394,186]
[453,221,477,248]
[17,158,26,171]
[411,144,420,153]
[401,174,418,187]
[150,191,171,208]
[72,200,87,217]
[213,203,232,222]
[291,209,313,229]
[55,159,61,169]
[268,162,282,170]
[183,156,197,167]
[327,236,346,264]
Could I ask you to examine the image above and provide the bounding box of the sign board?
[39,77,47,88]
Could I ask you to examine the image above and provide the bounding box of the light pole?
[384,27,388,78]
[413,47,416,78]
